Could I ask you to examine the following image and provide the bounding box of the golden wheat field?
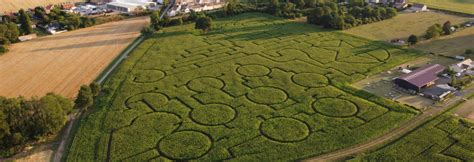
[0,17,148,98]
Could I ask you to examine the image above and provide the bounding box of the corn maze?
[67,13,419,161]
[359,114,474,161]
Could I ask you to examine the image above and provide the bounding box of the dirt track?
[0,17,148,98]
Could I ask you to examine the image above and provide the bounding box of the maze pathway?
[68,13,419,161]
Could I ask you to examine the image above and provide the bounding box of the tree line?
[306,1,397,29]
[0,82,100,157]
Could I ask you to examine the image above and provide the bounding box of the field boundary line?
[95,35,145,84]
[55,31,145,162]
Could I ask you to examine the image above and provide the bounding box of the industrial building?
[394,64,445,92]
[106,0,157,12]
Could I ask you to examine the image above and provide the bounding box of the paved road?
[305,86,474,162]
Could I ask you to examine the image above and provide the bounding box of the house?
[394,64,445,92]
[450,59,474,75]
[411,3,427,12]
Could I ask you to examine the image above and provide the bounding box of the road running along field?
[66,13,421,161]
[408,0,474,15]
[0,0,84,13]
[342,11,470,41]
[0,17,149,98]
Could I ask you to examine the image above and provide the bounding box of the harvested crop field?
[414,27,474,56]
[67,13,420,161]
[0,0,83,13]
[409,0,474,15]
[343,12,470,41]
[0,17,148,98]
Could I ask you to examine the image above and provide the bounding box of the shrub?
[169,18,183,26]
[0,45,8,54]
[408,35,418,45]
[425,24,443,39]
[195,16,212,33]
[465,49,473,55]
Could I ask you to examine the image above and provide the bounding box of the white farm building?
[106,0,157,12]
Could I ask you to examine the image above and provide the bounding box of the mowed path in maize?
[0,17,148,98]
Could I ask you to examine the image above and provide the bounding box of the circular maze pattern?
[236,64,271,77]
[125,93,168,109]
[190,104,236,126]
[312,98,358,118]
[187,77,225,92]
[247,87,288,105]
[260,117,310,142]
[292,73,329,88]
[133,70,165,83]
[158,131,212,160]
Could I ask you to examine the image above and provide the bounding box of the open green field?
[354,114,474,161]
[414,26,474,56]
[66,13,420,161]
[409,0,474,15]
[343,12,470,41]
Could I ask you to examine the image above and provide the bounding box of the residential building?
[450,59,474,75]
[411,3,427,12]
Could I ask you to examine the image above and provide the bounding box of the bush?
[0,37,11,45]
[169,18,183,26]
[408,35,418,45]
[465,49,473,55]
[141,26,155,36]
[0,45,8,54]
[425,24,443,39]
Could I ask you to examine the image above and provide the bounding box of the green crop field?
[409,0,474,15]
[354,114,474,161]
[66,13,420,161]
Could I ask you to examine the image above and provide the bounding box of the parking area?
[353,55,459,110]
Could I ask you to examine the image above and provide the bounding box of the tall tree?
[33,7,50,25]
[443,21,452,35]
[150,11,162,30]
[225,0,237,16]
[407,35,418,45]
[89,82,101,97]
[18,9,33,35]
[386,7,397,18]
[295,0,306,9]
[74,85,94,110]
[195,17,212,34]
[267,0,281,15]
[425,24,443,39]
[0,110,10,141]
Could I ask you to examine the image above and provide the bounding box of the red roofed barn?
[394,64,445,92]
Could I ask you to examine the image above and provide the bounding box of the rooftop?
[398,64,445,87]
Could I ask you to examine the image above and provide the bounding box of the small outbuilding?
[394,64,445,92]
[411,3,428,12]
